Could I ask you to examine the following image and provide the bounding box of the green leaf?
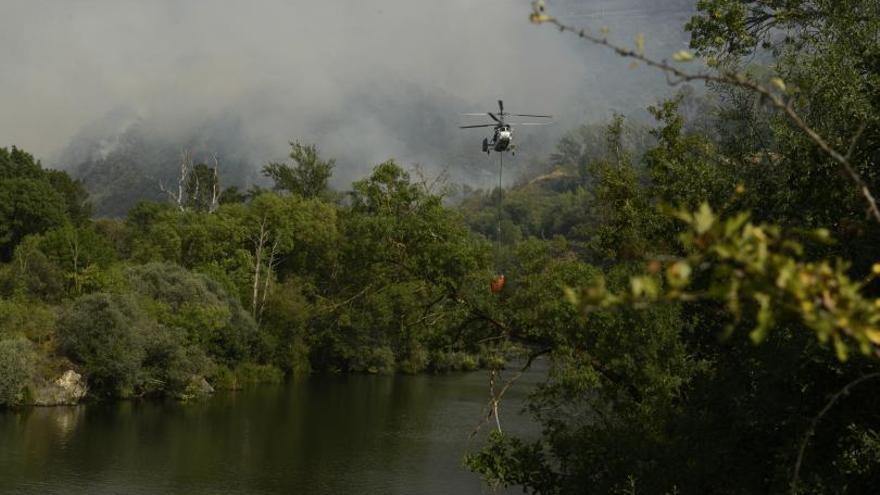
[749,292,772,344]
[770,77,786,91]
[563,286,580,306]
[672,50,695,62]
[694,202,715,235]
[834,336,849,362]
[666,261,692,289]
[630,276,659,299]
[724,212,750,237]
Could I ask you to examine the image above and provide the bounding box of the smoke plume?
[0,0,696,212]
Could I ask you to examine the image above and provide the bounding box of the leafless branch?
[158,149,192,211]
[251,215,269,318]
[257,238,280,323]
[210,153,221,213]
[178,149,191,211]
[845,123,868,162]
[469,347,552,441]
[315,283,377,314]
[790,372,880,494]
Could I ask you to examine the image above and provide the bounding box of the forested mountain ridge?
[59,113,261,217]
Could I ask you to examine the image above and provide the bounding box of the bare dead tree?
[251,215,269,318]
[158,149,193,211]
[249,213,284,323]
[191,166,200,207]
[64,226,82,295]
[210,153,221,213]
[180,150,192,210]
[412,164,452,197]
[257,238,280,323]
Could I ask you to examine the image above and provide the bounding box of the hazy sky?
[0,0,696,185]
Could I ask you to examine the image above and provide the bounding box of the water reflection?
[0,366,543,495]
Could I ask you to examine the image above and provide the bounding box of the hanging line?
[496,152,503,257]
[490,152,507,294]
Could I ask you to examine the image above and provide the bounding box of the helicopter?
[460,100,552,155]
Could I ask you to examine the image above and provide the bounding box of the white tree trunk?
[251,217,268,318]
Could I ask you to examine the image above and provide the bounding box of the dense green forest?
[2,0,880,492]
[0,142,512,401]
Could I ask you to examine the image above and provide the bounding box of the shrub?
[139,325,209,397]
[57,293,149,397]
[234,363,284,386]
[0,298,56,343]
[398,343,430,374]
[349,345,396,374]
[127,262,265,364]
[478,345,508,370]
[281,335,312,377]
[207,365,238,390]
[260,277,312,372]
[431,350,479,373]
[0,337,36,407]
[0,242,65,301]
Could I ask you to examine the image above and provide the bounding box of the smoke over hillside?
[0,0,696,215]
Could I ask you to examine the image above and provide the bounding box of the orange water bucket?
[490,274,506,294]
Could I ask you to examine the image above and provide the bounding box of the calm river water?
[0,365,543,494]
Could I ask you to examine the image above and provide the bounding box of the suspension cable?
[496,152,503,253]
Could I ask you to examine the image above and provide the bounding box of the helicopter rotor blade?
[459,124,495,129]
[498,100,504,114]
[510,113,553,118]
[461,113,490,116]
[516,122,554,126]
[487,112,501,123]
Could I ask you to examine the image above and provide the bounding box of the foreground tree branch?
[529,4,880,223]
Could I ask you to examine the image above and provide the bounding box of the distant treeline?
[1,141,521,404]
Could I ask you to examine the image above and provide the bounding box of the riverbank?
[4,346,523,409]
[0,365,544,495]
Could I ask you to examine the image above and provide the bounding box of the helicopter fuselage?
[463,100,550,155]
[483,125,512,153]
[493,127,512,151]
